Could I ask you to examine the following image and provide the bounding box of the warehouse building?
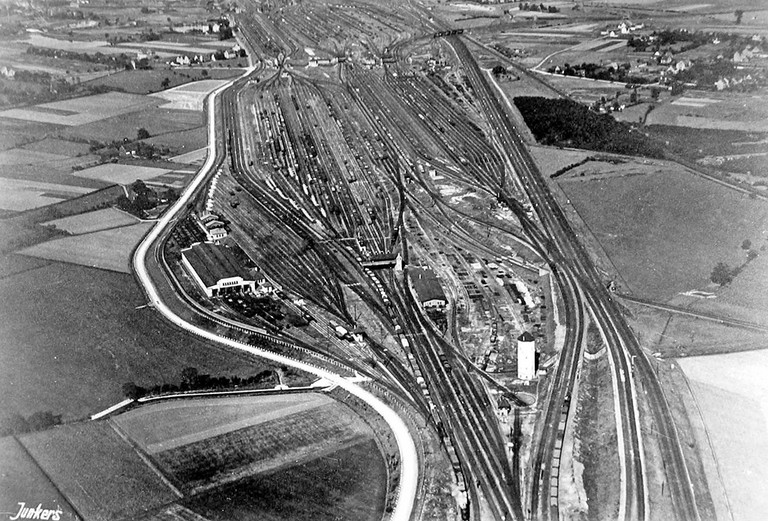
[409,267,447,308]
[181,242,260,297]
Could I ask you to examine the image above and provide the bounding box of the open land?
[0,262,273,421]
[184,438,387,521]
[19,221,153,272]
[555,159,768,300]
[42,207,139,235]
[114,394,335,453]
[19,422,179,521]
[152,399,374,492]
[0,437,79,521]
[678,350,768,521]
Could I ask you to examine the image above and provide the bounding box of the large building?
[409,267,447,308]
[517,331,536,381]
[181,242,260,297]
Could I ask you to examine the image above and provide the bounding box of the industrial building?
[409,267,447,308]
[181,242,261,297]
[517,331,536,381]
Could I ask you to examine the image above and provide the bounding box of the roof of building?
[409,267,447,304]
[182,242,252,287]
[518,331,535,342]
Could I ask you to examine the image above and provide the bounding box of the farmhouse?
[409,267,447,308]
[181,241,260,297]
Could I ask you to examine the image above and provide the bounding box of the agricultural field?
[153,400,374,492]
[554,158,768,301]
[85,67,242,95]
[114,394,335,453]
[0,437,79,521]
[0,91,158,126]
[74,163,173,185]
[19,221,153,273]
[152,79,232,111]
[645,90,768,132]
[19,422,179,521]
[678,350,768,521]
[0,263,272,421]
[0,177,94,211]
[184,438,387,521]
[60,105,204,144]
[42,207,139,235]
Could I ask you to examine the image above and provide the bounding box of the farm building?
[181,242,260,297]
[409,267,447,308]
[517,331,536,381]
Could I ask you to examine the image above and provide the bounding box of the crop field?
[557,162,768,300]
[19,422,179,521]
[169,147,207,165]
[152,79,231,111]
[0,148,70,166]
[20,137,92,157]
[86,67,242,95]
[74,163,171,185]
[60,106,203,144]
[19,221,153,272]
[0,91,158,126]
[528,145,592,176]
[184,438,387,521]
[143,127,207,156]
[645,91,768,132]
[0,262,272,420]
[153,401,373,492]
[115,394,333,453]
[0,177,94,211]
[0,437,79,521]
[679,350,768,521]
[42,207,139,235]
[682,250,768,326]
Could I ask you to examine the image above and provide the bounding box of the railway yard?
[3,0,766,520]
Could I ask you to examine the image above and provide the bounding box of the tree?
[710,262,733,286]
[27,411,61,431]
[122,381,145,400]
[180,366,199,387]
[742,239,752,250]
[137,127,150,140]
[161,77,170,89]
[735,9,744,25]
[650,87,660,101]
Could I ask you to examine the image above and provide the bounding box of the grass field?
[60,106,203,144]
[152,79,231,111]
[184,438,387,521]
[0,263,272,420]
[115,394,334,453]
[0,148,70,166]
[0,91,158,126]
[42,207,139,235]
[0,177,94,211]
[153,401,373,492]
[19,422,179,521]
[73,162,171,185]
[679,351,768,521]
[19,221,153,273]
[85,67,242,95]
[557,162,768,300]
[20,137,92,157]
[0,436,79,521]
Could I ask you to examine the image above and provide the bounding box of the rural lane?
[132,70,419,521]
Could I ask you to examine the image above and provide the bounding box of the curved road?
[132,70,419,521]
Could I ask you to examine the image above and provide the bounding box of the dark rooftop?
[409,267,447,304]
[182,242,252,288]
[519,331,535,342]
